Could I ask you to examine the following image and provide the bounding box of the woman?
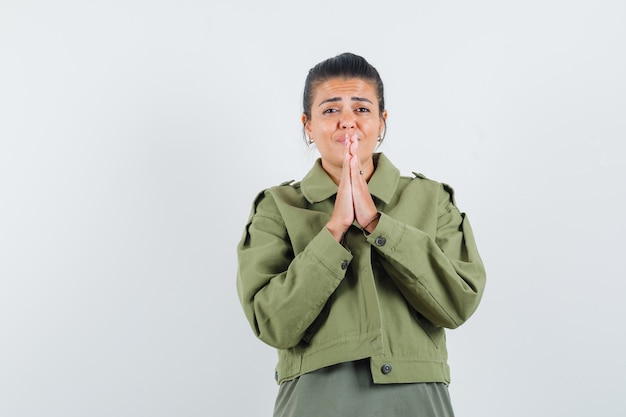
[237,53,486,416]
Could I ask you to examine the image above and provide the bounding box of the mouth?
[336,133,359,143]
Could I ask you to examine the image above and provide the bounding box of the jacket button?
[381,363,392,374]
[374,236,386,246]
[341,260,349,270]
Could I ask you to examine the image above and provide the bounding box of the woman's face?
[303,77,387,173]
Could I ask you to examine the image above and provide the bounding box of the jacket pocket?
[409,306,443,349]
[301,300,332,344]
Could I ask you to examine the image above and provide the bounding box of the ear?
[379,110,388,134]
[302,114,312,134]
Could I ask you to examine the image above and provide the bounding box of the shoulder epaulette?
[411,172,456,204]
[278,179,295,186]
[442,182,456,205]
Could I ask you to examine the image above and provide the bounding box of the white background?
[1,1,625,416]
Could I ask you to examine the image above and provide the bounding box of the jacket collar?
[301,153,400,204]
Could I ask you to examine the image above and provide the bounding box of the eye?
[323,108,338,114]
[355,107,370,113]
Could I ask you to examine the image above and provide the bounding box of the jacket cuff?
[307,226,354,276]
[364,212,406,255]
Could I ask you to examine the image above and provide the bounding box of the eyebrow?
[318,97,374,106]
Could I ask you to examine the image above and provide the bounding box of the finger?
[343,138,352,182]
[328,145,355,239]
[349,150,360,184]
[349,133,358,158]
[349,137,365,182]
[349,139,376,226]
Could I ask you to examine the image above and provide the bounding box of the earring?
[307,137,315,146]
[378,121,387,143]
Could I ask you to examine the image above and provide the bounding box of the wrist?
[326,222,347,243]
[362,213,380,234]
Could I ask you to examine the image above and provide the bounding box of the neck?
[321,162,342,185]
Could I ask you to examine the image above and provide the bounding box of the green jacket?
[237,153,486,385]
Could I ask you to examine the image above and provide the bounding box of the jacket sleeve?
[366,183,486,329]
[236,189,352,349]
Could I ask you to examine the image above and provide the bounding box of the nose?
[339,112,356,130]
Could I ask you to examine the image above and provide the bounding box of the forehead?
[312,77,378,102]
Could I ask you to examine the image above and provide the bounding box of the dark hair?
[302,52,386,143]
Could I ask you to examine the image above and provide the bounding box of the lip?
[336,133,359,143]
